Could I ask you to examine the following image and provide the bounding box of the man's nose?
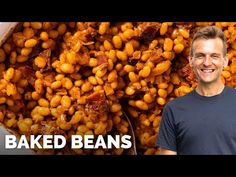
[202,55,212,66]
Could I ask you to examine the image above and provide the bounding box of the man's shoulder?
[225,86,236,94]
[223,86,236,100]
[166,90,194,108]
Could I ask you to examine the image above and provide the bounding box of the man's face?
[189,38,228,85]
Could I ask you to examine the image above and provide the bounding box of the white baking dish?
[0,22,34,154]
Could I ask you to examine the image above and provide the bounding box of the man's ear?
[224,56,229,68]
[188,56,193,67]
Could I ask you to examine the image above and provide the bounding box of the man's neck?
[195,82,225,97]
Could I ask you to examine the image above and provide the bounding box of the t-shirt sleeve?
[156,104,177,151]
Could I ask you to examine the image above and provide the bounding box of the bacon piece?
[139,23,161,43]
[12,32,26,47]
[39,49,52,72]
[181,64,192,77]
[77,53,90,66]
[149,48,163,63]
[180,63,197,82]
[17,65,36,86]
[86,91,109,114]
[96,54,108,66]
[38,121,65,135]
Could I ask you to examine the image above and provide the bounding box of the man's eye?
[195,55,203,59]
[211,55,220,59]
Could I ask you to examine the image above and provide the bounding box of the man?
[156,26,236,155]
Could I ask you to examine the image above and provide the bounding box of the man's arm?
[156,105,178,155]
[159,148,177,155]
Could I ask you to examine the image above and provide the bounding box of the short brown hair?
[190,26,227,57]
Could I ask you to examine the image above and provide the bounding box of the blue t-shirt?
[156,86,236,155]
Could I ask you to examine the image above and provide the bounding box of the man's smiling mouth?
[200,69,215,73]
